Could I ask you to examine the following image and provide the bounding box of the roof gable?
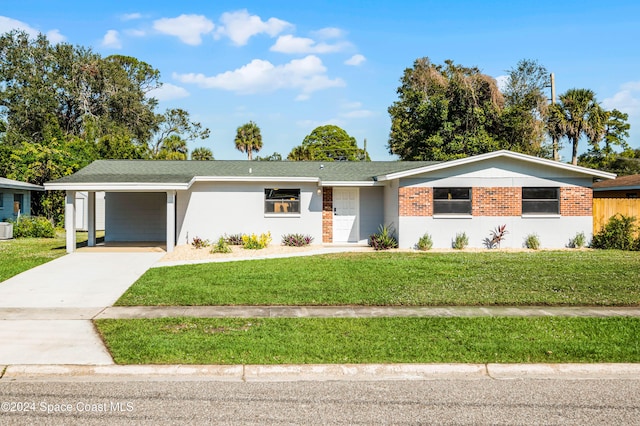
[376,150,616,181]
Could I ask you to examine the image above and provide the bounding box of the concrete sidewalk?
[93,305,640,319]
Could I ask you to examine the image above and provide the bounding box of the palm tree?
[552,88,605,165]
[234,121,262,160]
[191,147,214,160]
[156,135,188,160]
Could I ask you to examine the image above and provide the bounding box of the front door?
[333,188,359,243]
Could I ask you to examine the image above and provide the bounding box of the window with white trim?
[522,187,559,215]
[264,188,300,214]
[433,188,472,215]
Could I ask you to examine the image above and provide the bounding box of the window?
[522,187,559,215]
[265,188,300,214]
[14,193,24,215]
[0,192,3,209]
[433,188,472,215]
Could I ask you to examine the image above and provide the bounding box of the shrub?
[211,237,232,254]
[282,233,314,247]
[591,214,638,250]
[191,236,210,249]
[524,234,540,250]
[452,232,468,250]
[568,232,587,249]
[7,216,55,238]
[416,233,433,251]
[224,234,244,245]
[242,232,272,250]
[484,224,508,249]
[368,224,398,250]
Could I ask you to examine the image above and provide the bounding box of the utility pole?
[550,73,559,161]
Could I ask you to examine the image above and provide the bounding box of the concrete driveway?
[0,252,164,365]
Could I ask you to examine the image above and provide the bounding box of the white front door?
[333,188,359,243]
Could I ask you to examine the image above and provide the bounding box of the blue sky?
[2,1,640,161]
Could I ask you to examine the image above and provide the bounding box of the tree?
[499,59,550,157]
[578,109,632,173]
[191,147,214,160]
[255,152,282,161]
[550,88,606,165]
[387,58,503,160]
[155,135,188,160]
[150,108,209,158]
[288,125,369,161]
[234,121,262,160]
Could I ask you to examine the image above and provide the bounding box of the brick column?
[322,187,333,243]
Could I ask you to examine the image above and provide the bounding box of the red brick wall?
[322,187,333,243]
[397,185,592,217]
[472,187,521,216]
[560,186,592,216]
[398,187,433,216]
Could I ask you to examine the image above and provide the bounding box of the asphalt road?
[1,378,639,425]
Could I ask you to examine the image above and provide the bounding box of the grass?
[117,251,640,306]
[95,317,640,364]
[0,231,102,282]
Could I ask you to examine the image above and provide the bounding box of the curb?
[2,364,639,382]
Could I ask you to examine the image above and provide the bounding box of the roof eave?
[44,182,189,191]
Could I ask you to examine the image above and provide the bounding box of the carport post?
[166,191,176,253]
[87,191,96,247]
[65,190,76,253]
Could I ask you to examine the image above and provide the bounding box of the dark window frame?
[522,187,560,215]
[433,187,472,215]
[264,188,301,214]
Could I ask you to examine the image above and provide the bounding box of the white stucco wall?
[359,186,384,241]
[395,157,595,249]
[383,181,399,234]
[176,181,323,246]
[75,192,106,231]
[105,192,166,242]
[399,216,593,249]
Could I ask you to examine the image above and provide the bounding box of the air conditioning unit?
[0,222,13,240]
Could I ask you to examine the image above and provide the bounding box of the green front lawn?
[117,251,640,306]
[95,317,640,364]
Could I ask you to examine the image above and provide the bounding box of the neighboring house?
[592,174,640,199]
[0,177,44,221]
[44,150,615,253]
[592,174,640,234]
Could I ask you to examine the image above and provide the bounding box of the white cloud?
[344,54,366,66]
[173,55,345,98]
[153,14,214,45]
[0,16,66,42]
[603,82,640,116]
[312,27,345,39]
[215,9,292,46]
[101,30,122,49]
[342,109,375,119]
[147,83,190,101]
[46,29,66,44]
[270,35,349,54]
[124,29,146,37]
[121,13,142,21]
[495,75,509,92]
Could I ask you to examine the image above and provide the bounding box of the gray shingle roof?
[46,160,439,185]
[0,177,44,191]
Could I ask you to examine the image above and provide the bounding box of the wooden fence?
[593,198,640,235]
